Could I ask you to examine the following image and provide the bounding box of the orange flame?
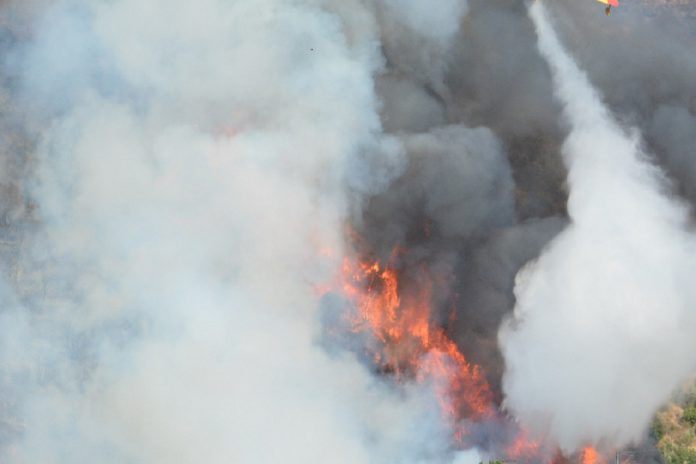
[581,447,605,464]
[338,255,493,425]
[325,247,551,461]
[507,431,542,461]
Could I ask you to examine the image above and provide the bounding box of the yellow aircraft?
[597,0,619,16]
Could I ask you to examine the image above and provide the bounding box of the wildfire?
[507,431,542,461]
[581,447,604,464]
[337,253,493,424]
[323,246,572,462]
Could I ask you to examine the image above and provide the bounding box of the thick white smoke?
[0,0,476,462]
[382,0,468,46]
[500,2,696,454]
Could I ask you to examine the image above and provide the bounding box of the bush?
[663,445,696,464]
[652,418,666,441]
[683,406,696,427]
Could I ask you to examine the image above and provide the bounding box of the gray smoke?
[0,0,480,462]
[500,1,696,454]
[1,0,696,462]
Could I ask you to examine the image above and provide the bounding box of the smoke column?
[0,0,476,462]
[500,1,696,454]
[3,0,696,462]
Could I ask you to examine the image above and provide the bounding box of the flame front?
[506,431,542,462]
[324,249,563,461]
[338,255,493,426]
[581,447,605,464]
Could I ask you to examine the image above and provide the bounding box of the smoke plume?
[0,0,472,462]
[1,0,696,462]
[500,2,696,454]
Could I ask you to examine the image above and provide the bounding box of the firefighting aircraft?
[597,0,619,16]
[533,0,620,16]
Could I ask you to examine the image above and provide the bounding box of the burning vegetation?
[338,252,492,422]
[321,239,611,464]
[0,0,695,463]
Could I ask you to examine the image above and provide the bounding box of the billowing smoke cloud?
[382,0,468,45]
[2,0,696,461]
[0,0,480,462]
[500,2,696,454]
